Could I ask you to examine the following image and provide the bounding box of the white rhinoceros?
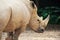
[0,0,50,40]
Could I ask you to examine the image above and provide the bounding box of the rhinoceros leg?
[0,22,8,40]
[6,32,13,40]
[6,24,27,40]
[0,21,9,40]
[0,31,2,40]
[0,7,12,40]
[13,24,27,40]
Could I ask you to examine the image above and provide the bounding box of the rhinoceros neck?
[28,11,39,27]
[30,9,39,22]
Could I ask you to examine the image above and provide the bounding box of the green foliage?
[38,6,60,24]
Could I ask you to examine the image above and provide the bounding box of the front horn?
[43,15,50,26]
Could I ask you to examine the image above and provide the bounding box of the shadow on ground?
[2,24,60,40]
[46,24,60,31]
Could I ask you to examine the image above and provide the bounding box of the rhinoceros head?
[29,14,50,33]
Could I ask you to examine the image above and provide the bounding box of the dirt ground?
[1,24,60,40]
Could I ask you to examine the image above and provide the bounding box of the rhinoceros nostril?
[40,29,44,32]
[37,27,44,33]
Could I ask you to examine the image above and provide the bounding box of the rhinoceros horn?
[39,15,50,26]
[43,15,50,26]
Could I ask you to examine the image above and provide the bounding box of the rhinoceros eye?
[37,19,40,23]
[37,19,39,21]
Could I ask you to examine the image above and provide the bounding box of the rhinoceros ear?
[43,15,50,26]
